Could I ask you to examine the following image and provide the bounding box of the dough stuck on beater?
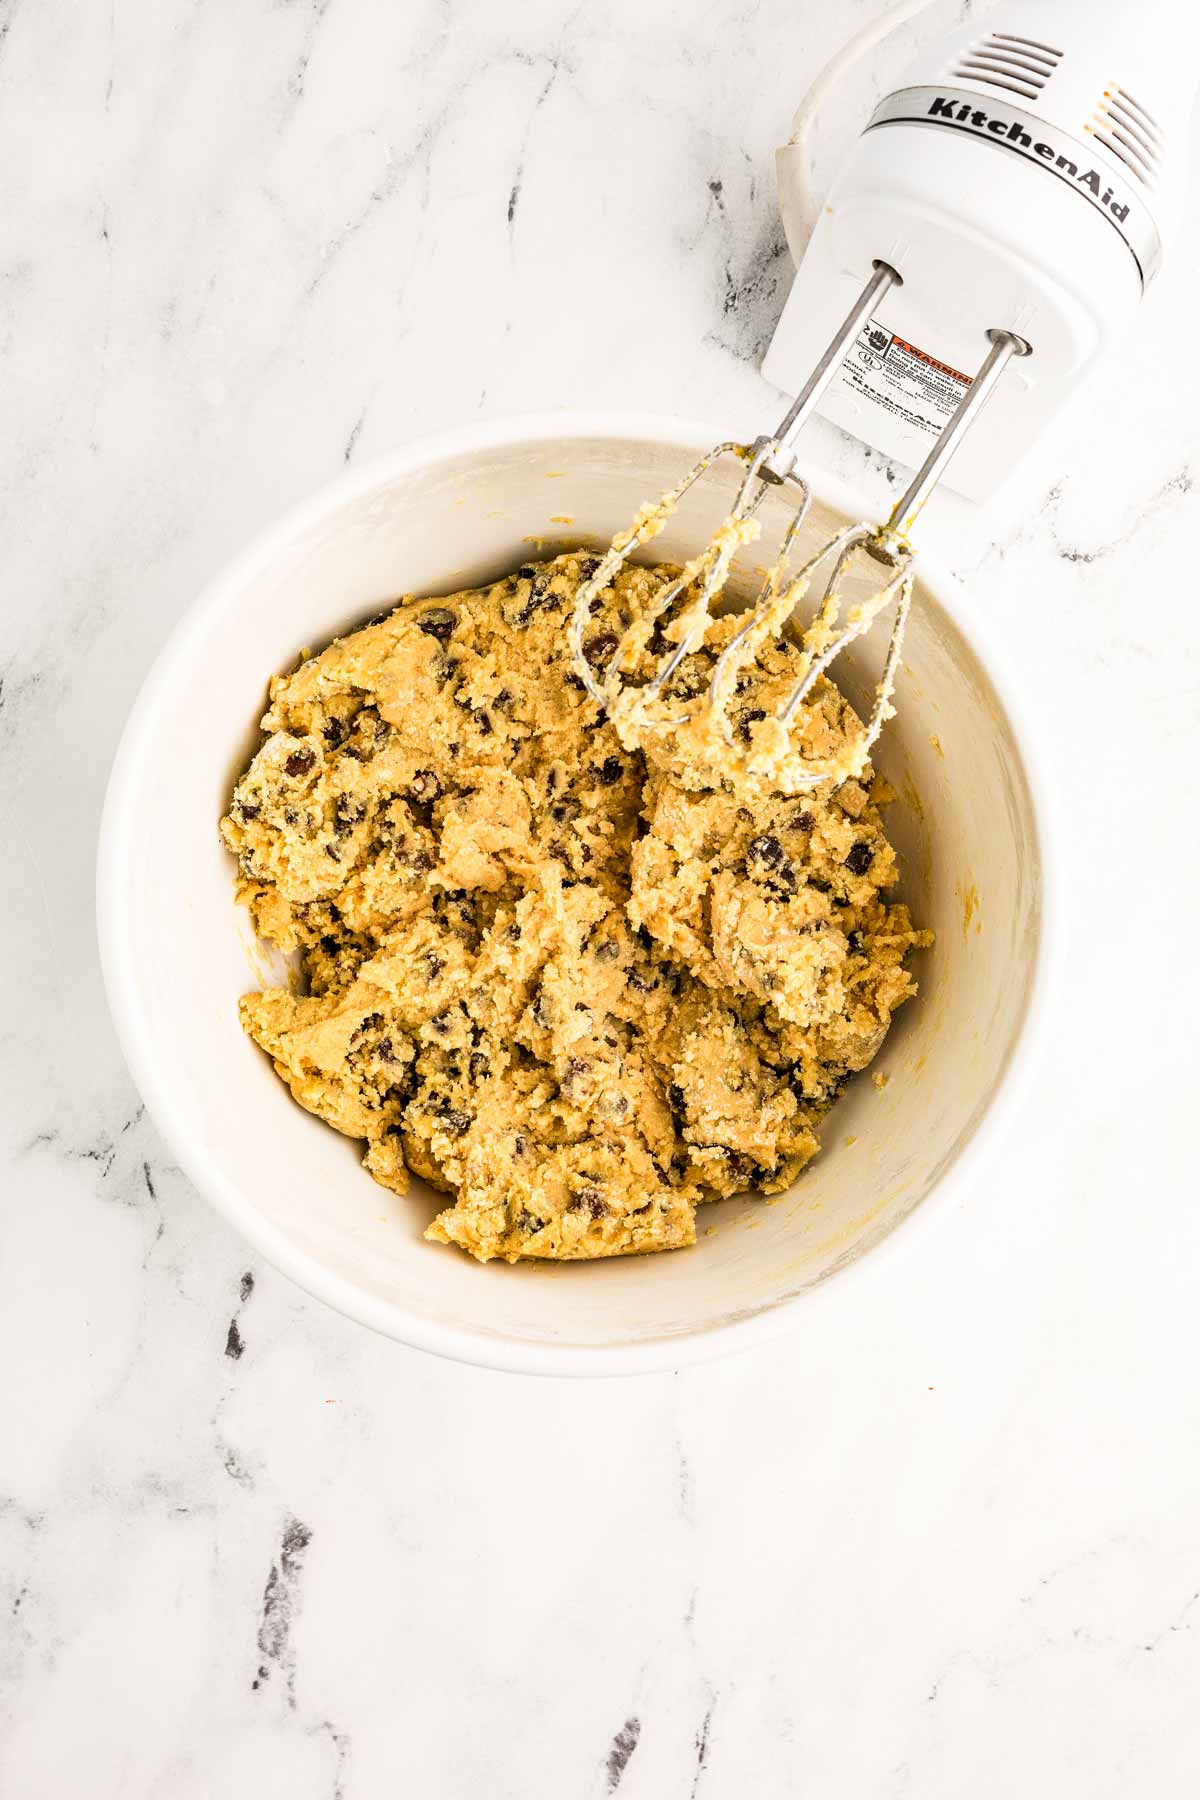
[566,446,914,794]
[222,552,930,1263]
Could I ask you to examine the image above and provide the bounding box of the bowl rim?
[97,409,1056,1377]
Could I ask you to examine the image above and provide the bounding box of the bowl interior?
[101,426,1041,1361]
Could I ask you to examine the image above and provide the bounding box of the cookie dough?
[221,552,930,1262]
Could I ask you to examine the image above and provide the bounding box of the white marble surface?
[3,0,1200,1792]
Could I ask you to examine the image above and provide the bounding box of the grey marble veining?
[3,0,1200,1794]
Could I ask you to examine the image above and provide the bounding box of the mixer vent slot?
[950,32,1063,102]
[1088,87,1163,188]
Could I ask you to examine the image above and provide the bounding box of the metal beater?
[567,260,1028,787]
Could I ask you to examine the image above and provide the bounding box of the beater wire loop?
[566,306,1030,790]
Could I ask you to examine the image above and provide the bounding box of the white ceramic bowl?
[98,415,1046,1376]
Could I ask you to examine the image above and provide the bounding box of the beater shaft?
[875,327,1029,550]
[754,260,899,483]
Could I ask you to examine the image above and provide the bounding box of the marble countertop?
[3,0,1200,1793]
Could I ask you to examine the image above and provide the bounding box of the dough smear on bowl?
[220,552,931,1263]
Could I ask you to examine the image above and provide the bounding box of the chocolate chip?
[672,666,706,701]
[431,1012,451,1036]
[417,607,457,641]
[284,747,316,777]
[505,923,522,942]
[509,571,550,628]
[469,1052,489,1079]
[582,631,618,667]
[791,809,815,832]
[333,796,363,837]
[514,1134,527,1157]
[236,800,261,821]
[515,1210,544,1235]
[423,953,444,981]
[747,834,785,870]
[442,1108,471,1135]
[349,1011,383,1047]
[844,842,874,875]
[323,718,346,748]
[570,1187,607,1218]
[747,839,797,898]
[596,755,623,786]
[377,1037,395,1063]
[735,707,766,745]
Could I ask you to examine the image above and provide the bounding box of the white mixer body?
[765,0,1200,497]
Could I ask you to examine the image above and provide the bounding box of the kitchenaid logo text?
[925,94,1130,222]
[864,85,1161,285]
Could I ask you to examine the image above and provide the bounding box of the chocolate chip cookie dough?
[221,552,930,1263]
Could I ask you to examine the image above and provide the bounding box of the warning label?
[836,320,972,439]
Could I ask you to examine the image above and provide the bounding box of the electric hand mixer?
[569,0,1200,789]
